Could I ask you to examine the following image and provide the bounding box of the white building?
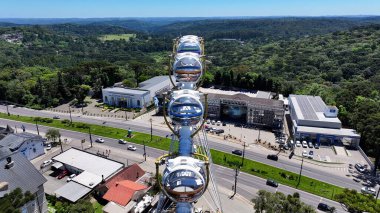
[289,95,360,147]
[102,76,173,109]
[0,132,45,161]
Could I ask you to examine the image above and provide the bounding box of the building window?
[137,100,141,107]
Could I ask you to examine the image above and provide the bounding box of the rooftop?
[72,171,103,189]
[296,126,360,138]
[52,148,123,179]
[103,180,147,206]
[54,181,91,202]
[102,87,149,96]
[0,152,47,195]
[206,92,284,108]
[0,132,42,151]
[105,164,145,189]
[139,75,173,90]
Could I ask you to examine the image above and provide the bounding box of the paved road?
[0,119,348,212]
[0,105,362,192]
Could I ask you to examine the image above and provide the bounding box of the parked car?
[266,179,278,187]
[302,141,308,148]
[206,119,211,124]
[222,122,227,126]
[353,178,361,182]
[308,150,314,159]
[267,154,278,161]
[67,174,76,182]
[296,141,301,147]
[46,144,52,151]
[118,139,127,144]
[355,163,366,173]
[53,116,60,119]
[308,142,313,148]
[283,144,290,150]
[317,203,332,212]
[361,186,376,196]
[95,138,105,143]
[211,120,216,125]
[216,121,221,126]
[127,145,137,151]
[57,170,68,179]
[302,150,308,157]
[314,143,320,149]
[232,150,242,156]
[214,129,224,134]
[40,160,53,168]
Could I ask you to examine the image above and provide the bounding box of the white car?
[308,142,313,148]
[302,141,308,148]
[67,174,76,182]
[118,139,127,144]
[361,187,376,196]
[41,160,53,168]
[211,120,216,125]
[46,144,52,150]
[206,119,211,124]
[95,138,105,143]
[127,145,137,151]
[296,141,301,147]
[216,121,221,126]
[302,150,308,157]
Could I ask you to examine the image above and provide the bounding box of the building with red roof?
[103,180,148,206]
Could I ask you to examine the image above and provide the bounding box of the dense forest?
[0,17,379,166]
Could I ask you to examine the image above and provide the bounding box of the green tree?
[45,128,61,143]
[0,188,35,213]
[75,84,91,107]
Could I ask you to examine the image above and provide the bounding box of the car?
[302,150,308,157]
[118,139,127,144]
[67,174,76,182]
[95,138,105,143]
[355,163,366,173]
[302,141,308,148]
[206,119,211,124]
[46,144,52,151]
[232,150,242,156]
[127,145,137,151]
[283,144,290,150]
[266,179,278,187]
[361,186,376,196]
[353,178,361,182]
[267,154,278,161]
[308,142,313,148]
[314,143,320,149]
[296,141,301,147]
[40,160,53,168]
[222,122,227,126]
[363,180,376,187]
[53,116,60,119]
[211,120,216,125]
[214,129,224,134]
[317,203,332,212]
[308,150,314,159]
[216,121,221,126]
[57,170,68,179]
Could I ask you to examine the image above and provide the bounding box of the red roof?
[103,180,147,206]
[106,164,145,189]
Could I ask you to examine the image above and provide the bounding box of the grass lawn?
[92,201,104,213]
[0,112,346,201]
[99,34,136,41]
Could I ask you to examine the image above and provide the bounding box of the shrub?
[61,119,70,124]
[75,122,89,129]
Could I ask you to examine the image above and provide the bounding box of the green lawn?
[0,112,346,201]
[99,34,136,41]
[92,201,103,213]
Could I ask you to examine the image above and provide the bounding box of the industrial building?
[102,76,174,109]
[289,95,360,147]
[202,88,284,129]
[0,132,45,161]
[52,148,124,202]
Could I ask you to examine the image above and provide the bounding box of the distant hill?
[151,17,380,41]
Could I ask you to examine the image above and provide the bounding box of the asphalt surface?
[1,118,350,212]
[0,105,362,193]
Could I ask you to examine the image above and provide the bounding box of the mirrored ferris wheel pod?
[173,52,203,83]
[177,41,203,54]
[161,156,208,203]
[168,91,204,126]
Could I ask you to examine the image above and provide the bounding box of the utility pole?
[230,167,239,199]
[35,119,40,135]
[376,186,380,200]
[297,156,304,188]
[59,137,63,153]
[68,105,72,125]
[150,118,153,142]
[143,140,147,162]
[257,128,261,142]
[6,103,9,116]
[241,140,246,167]
[88,127,93,148]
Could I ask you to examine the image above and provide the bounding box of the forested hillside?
[0,19,379,161]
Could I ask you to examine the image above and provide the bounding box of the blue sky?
[0,0,379,18]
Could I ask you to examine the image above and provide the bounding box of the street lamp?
[68,105,72,125]
[35,119,40,136]
[150,118,153,142]
[230,167,239,199]
[297,156,305,188]
[88,127,93,148]
[241,139,246,167]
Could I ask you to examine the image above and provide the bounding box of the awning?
[55,182,91,202]
[52,162,64,170]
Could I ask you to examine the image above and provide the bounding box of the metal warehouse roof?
[72,171,102,189]
[52,148,123,179]
[102,87,149,95]
[54,181,91,202]
[139,76,173,90]
[296,126,360,138]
